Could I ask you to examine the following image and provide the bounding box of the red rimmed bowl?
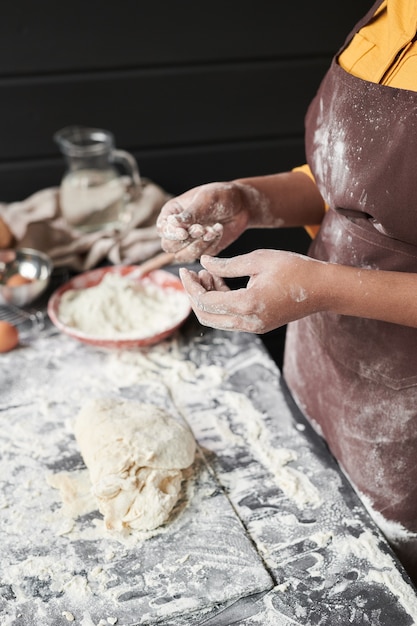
[47,265,191,348]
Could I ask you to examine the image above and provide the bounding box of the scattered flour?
[359,491,417,545]
[104,346,321,509]
[333,529,417,618]
[3,329,416,624]
[201,389,322,510]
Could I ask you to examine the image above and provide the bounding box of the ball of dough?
[74,398,196,531]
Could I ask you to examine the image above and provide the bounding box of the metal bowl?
[0,248,53,307]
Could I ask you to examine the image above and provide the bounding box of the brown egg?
[0,218,13,248]
[6,273,33,287]
[0,321,19,352]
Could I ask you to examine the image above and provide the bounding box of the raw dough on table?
[74,398,196,531]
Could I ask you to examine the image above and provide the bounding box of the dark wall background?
[0,0,372,364]
[0,1,370,203]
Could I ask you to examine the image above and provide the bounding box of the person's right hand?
[179,251,324,334]
[156,182,259,262]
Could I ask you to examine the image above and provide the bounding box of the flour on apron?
[283,0,417,581]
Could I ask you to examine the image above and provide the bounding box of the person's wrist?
[304,258,336,315]
[314,259,356,317]
[232,182,271,228]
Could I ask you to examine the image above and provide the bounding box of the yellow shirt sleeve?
[294,0,417,239]
[292,164,323,239]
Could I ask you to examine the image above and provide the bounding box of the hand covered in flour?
[157,173,326,263]
[179,251,326,334]
[156,182,264,262]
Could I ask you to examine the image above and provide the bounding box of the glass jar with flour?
[54,126,142,233]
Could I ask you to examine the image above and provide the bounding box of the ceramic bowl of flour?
[47,265,192,348]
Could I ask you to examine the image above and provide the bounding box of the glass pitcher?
[54,126,142,233]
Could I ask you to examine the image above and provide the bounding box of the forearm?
[320,262,417,328]
[179,251,417,335]
[234,170,326,229]
[157,171,326,262]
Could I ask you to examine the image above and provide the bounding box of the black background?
[0,1,372,364]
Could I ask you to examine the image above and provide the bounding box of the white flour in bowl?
[57,272,190,339]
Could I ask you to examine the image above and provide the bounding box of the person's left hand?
[179,250,325,333]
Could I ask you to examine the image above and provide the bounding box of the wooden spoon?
[135,251,176,276]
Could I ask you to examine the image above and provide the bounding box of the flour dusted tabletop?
[1,314,416,625]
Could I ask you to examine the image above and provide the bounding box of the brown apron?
[283,0,417,581]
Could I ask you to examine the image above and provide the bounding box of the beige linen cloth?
[0,179,171,271]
